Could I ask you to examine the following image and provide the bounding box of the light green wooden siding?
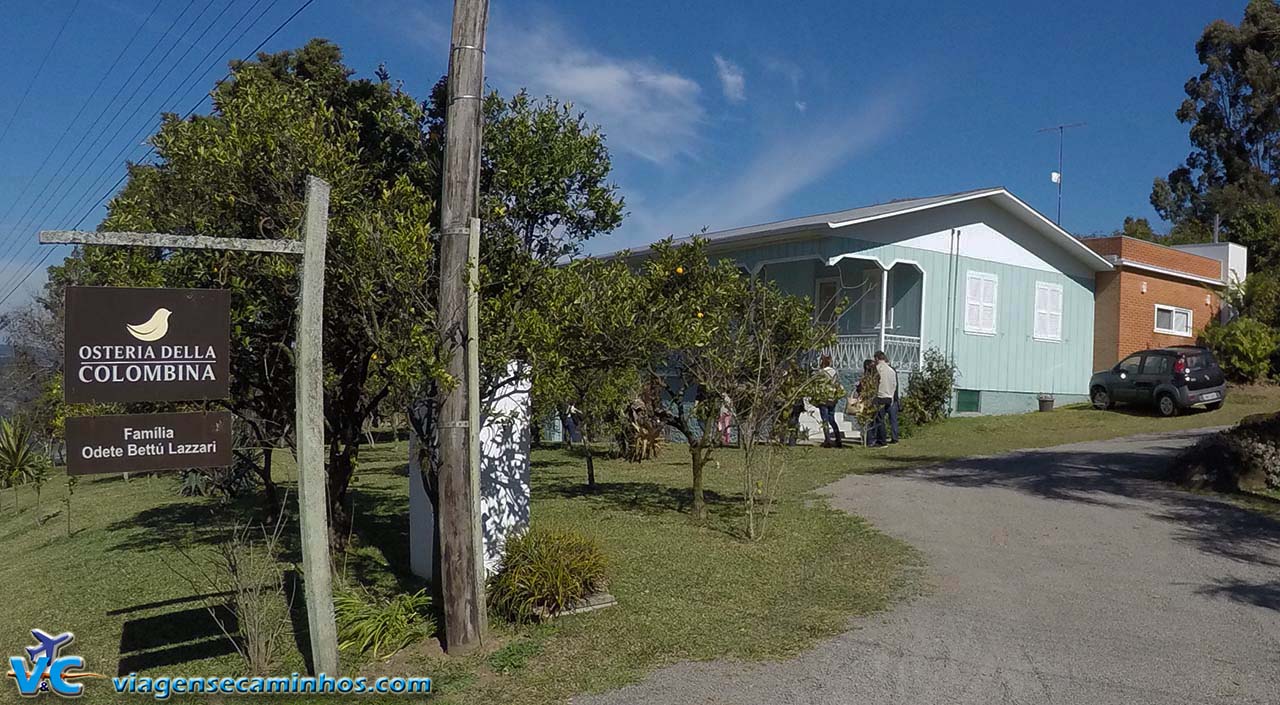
[730,234,1097,398]
[759,259,814,299]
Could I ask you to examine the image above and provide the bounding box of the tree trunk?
[258,449,281,520]
[327,441,359,549]
[689,445,707,522]
[585,445,596,490]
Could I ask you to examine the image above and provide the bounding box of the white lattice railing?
[822,334,921,374]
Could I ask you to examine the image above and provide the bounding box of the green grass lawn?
[2,385,1276,704]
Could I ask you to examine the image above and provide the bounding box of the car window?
[1141,355,1171,375]
[1185,351,1212,369]
[1118,354,1142,375]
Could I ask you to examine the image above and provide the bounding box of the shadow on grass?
[536,476,747,536]
[286,569,313,676]
[1054,404,1216,419]
[344,486,430,596]
[116,605,239,676]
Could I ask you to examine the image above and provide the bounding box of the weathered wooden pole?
[296,175,339,674]
[466,216,485,605]
[437,0,490,652]
[38,176,340,674]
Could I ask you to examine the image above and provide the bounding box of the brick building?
[1081,236,1247,371]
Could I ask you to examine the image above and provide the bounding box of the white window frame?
[964,271,998,336]
[1153,304,1193,337]
[815,277,840,325]
[1033,281,1064,342]
[861,270,894,332]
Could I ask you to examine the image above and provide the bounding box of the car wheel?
[1206,400,1224,411]
[1091,387,1113,410]
[1156,393,1179,418]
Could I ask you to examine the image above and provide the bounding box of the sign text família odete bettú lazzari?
[65,411,232,475]
[63,286,233,474]
[64,286,230,404]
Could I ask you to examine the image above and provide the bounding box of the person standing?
[871,351,899,447]
[814,354,844,448]
[854,358,879,443]
[717,393,733,446]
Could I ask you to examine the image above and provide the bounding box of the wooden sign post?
[40,175,339,676]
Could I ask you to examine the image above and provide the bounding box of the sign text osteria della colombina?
[62,286,233,475]
[64,286,230,403]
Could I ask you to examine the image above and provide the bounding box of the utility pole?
[436,0,489,653]
[1037,122,1086,226]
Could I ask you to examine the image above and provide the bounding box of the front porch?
[758,256,925,377]
[754,254,925,444]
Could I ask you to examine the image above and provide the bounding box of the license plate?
[1199,392,1220,402]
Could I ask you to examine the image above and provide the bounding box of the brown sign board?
[65,411,233,475]
[64,286,230,403]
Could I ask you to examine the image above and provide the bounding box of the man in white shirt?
[871,351,899,447]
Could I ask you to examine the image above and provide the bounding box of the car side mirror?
[1118,371,1127,380]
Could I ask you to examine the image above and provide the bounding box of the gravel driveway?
[579,430,1280,705]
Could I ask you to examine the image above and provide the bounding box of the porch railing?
[822,333,921,374]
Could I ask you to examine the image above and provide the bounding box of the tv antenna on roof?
[1037,122,1087,226]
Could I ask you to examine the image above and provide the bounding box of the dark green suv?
[1089,346,1227,417]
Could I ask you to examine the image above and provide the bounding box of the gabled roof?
[608,187,1113,272]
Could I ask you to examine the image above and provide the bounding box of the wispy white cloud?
[601,89,914,251]
[763,58,803,93]
[400,7,705,164]
[713,54,746,102]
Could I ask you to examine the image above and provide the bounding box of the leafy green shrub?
[901,348,958,425]
[1171,412,1280,492]
[1201,317,1280,382]
[335,587,435,658]
[488,527,608,623]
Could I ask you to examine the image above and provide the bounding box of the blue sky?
[0,0,1246,310]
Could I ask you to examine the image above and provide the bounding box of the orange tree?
[635,239,832,523]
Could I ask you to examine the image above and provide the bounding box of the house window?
[1154,304,1192,337]
[1033,281,1063,342]
[815,278,840,325]
[964,271,998,335]
[861,271,894,331]
[955,389,981,413]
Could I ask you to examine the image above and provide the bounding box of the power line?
[0,0,317,310]
[0,0,84,148]
[0,0,207,266]
[52,0,309,235]
[0,0,166,250]
[0,0,233,297]
[49,0,284,233]
[0,0,237,266]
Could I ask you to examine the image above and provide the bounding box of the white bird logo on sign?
[126,308,173,342]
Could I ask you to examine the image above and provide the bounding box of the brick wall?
[1094,269,1220,368]
[1084,235,1225,369]
[1093,271,1120,371]
[1082,236,1222,280]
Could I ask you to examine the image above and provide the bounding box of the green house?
[626,187,1113,416]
